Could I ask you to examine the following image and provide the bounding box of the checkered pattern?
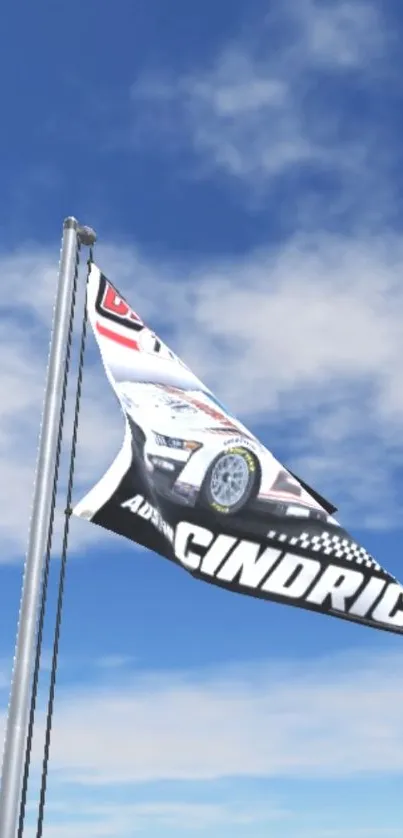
[266,528,382,573]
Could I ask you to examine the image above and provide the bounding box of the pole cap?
[63,216,78,230]
[77,225,97,246]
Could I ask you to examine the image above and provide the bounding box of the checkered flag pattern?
[267,528,383,573]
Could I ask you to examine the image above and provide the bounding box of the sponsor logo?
[173,522,403,630]
[120,501,403,632]
[95,274,144,331]
[95,275,182,363]
[221,435,256,447]
[121,494,174,544]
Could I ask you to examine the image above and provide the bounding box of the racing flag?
[73,265,403,636]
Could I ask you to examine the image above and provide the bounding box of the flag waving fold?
[73,265,403,635]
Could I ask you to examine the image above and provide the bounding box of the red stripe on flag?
[96,321,139,350]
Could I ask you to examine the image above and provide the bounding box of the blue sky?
[1,0,403,836]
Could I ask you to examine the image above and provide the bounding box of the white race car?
[117,381,338,523]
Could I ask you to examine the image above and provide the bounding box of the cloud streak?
[3,649,402,786]
[8,646,403,838]
[131,0,392,223]
[22,797,288,838]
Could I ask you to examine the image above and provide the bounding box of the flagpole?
[0,217,96,838]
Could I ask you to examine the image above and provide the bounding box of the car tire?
[200,447,259,515]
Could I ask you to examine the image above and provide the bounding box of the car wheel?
[201,447,259,515]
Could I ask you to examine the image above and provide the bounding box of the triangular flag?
[74,265,403,635]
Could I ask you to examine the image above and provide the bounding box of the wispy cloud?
[95,655,137,670]
[313,831,402,838]
[284,0,385,69]
[131,0,392,221]
[3,649,402,786]
[2,649,403,837]
[22,797,287,838]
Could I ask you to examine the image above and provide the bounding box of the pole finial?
[63,218,96,246]
[77,225,97,246]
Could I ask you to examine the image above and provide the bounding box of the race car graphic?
[116,380,339,525]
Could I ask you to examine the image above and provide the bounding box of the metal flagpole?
[0,217,96,838]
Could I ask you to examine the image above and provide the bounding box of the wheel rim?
[210,453,250,507]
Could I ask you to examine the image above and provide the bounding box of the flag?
[73,265,403,635]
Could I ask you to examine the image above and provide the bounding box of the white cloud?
[287,0,385,69]
[314,832,402,838]
[131,0,389,197]
[3,651,403,838]
[22,798,286,838]
[2,649,403,787]
[19,799,403,838]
